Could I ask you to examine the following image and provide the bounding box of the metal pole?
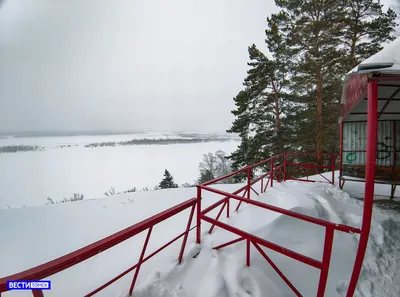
[196,186,201,244]
[261,177,264,193]
[271,159,274,188]
[316,226,334,297]
[339,122,344,184]
[32,291,44,297]
[129,227,153,295]
[331,154,335,185]
[178,205,196,264]
[346,81,378,297]
[283,152,287,181]
[247,168,251,200]
[246,238,250,266]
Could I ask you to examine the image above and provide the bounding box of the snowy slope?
[1,181,399,297]
[132,182,400,297]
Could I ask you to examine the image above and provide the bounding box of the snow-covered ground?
[1,178,399,297]
[0,132,239,209]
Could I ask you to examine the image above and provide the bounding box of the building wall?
[342,121,400,179]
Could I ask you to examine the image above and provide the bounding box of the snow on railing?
[0,198,198,297]
[0,152,360,297]
[197,152,361,297]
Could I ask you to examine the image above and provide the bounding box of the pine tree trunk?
[271,79,281,131]
[316,67,323,165]
[350,34,358,65]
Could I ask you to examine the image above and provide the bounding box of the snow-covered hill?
[0,181,399,297]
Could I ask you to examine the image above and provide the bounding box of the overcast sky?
[0,0,396,133]
[0,0,280,133]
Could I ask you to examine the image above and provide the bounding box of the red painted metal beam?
[346,81,378,297]
[316,226,334,297]
[378,87,400,119]
[208,201,227,234]
[178,205,196,263]
[201,196,228,215]
[376,83,400,87]
[246,239,251,266]
[213,237,245,250]
[371,75,400,81]
[286,152,336,157]
[0,198,198,293]
[286,163,332,169]
[252,241,302,297]
[85,227,195,296]
[32,290,44,297]
[201,214,322,269]
[196,187,202,244]
[199,185,361,234]
[129,227,153,295]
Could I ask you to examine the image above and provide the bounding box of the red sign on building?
[341,73,369,120]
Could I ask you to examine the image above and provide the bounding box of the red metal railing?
[197,152,361,297]
[0,151,364,297]
[0,198,197,297]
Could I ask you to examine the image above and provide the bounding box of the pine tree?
[159,169,178,189]
[228,0,397,172]
[266,0,397,161]
[197,169,215,184]
[268,1,347,162]
[227,43,292,175]
[342,0,397,68]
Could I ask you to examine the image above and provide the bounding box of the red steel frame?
[0,198,197,297]
[0,150,373,296]
[197,152,361,297]
[344,81,378,297]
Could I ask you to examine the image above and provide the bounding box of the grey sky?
[0,1,396,133]
[0,0,278,133]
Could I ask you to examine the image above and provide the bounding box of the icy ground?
[0,180,399,297]
[0,133,239,209]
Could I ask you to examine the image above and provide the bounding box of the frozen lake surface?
[0,132,239,209]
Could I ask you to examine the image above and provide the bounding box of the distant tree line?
[84,137,232,148]
[0,145,44,153]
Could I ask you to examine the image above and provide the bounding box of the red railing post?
[346,81,378,297]
[227,198,230,218]
[196,186,201,244]
[270,159,274,188]
[283,152,287,181]
[247,167,251,200]
[178,205,196,264]
[331,154,335,185]
[261,176,264,193]
[32,290,44,297]
[129,227,153,296]
[246,238,250,267]
[316,226,334,297]
[339,121,344,182]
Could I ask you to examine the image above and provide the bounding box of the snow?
[347,36,400,75]
[1,177,399,297]
[0,133,239,209]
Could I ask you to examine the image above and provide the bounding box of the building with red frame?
[339,36,400,297]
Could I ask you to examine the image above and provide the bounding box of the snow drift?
[0,181,399,297]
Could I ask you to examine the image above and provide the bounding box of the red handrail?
[1,151,358,297]
[0,198,198,296]
[197,151,362,297]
